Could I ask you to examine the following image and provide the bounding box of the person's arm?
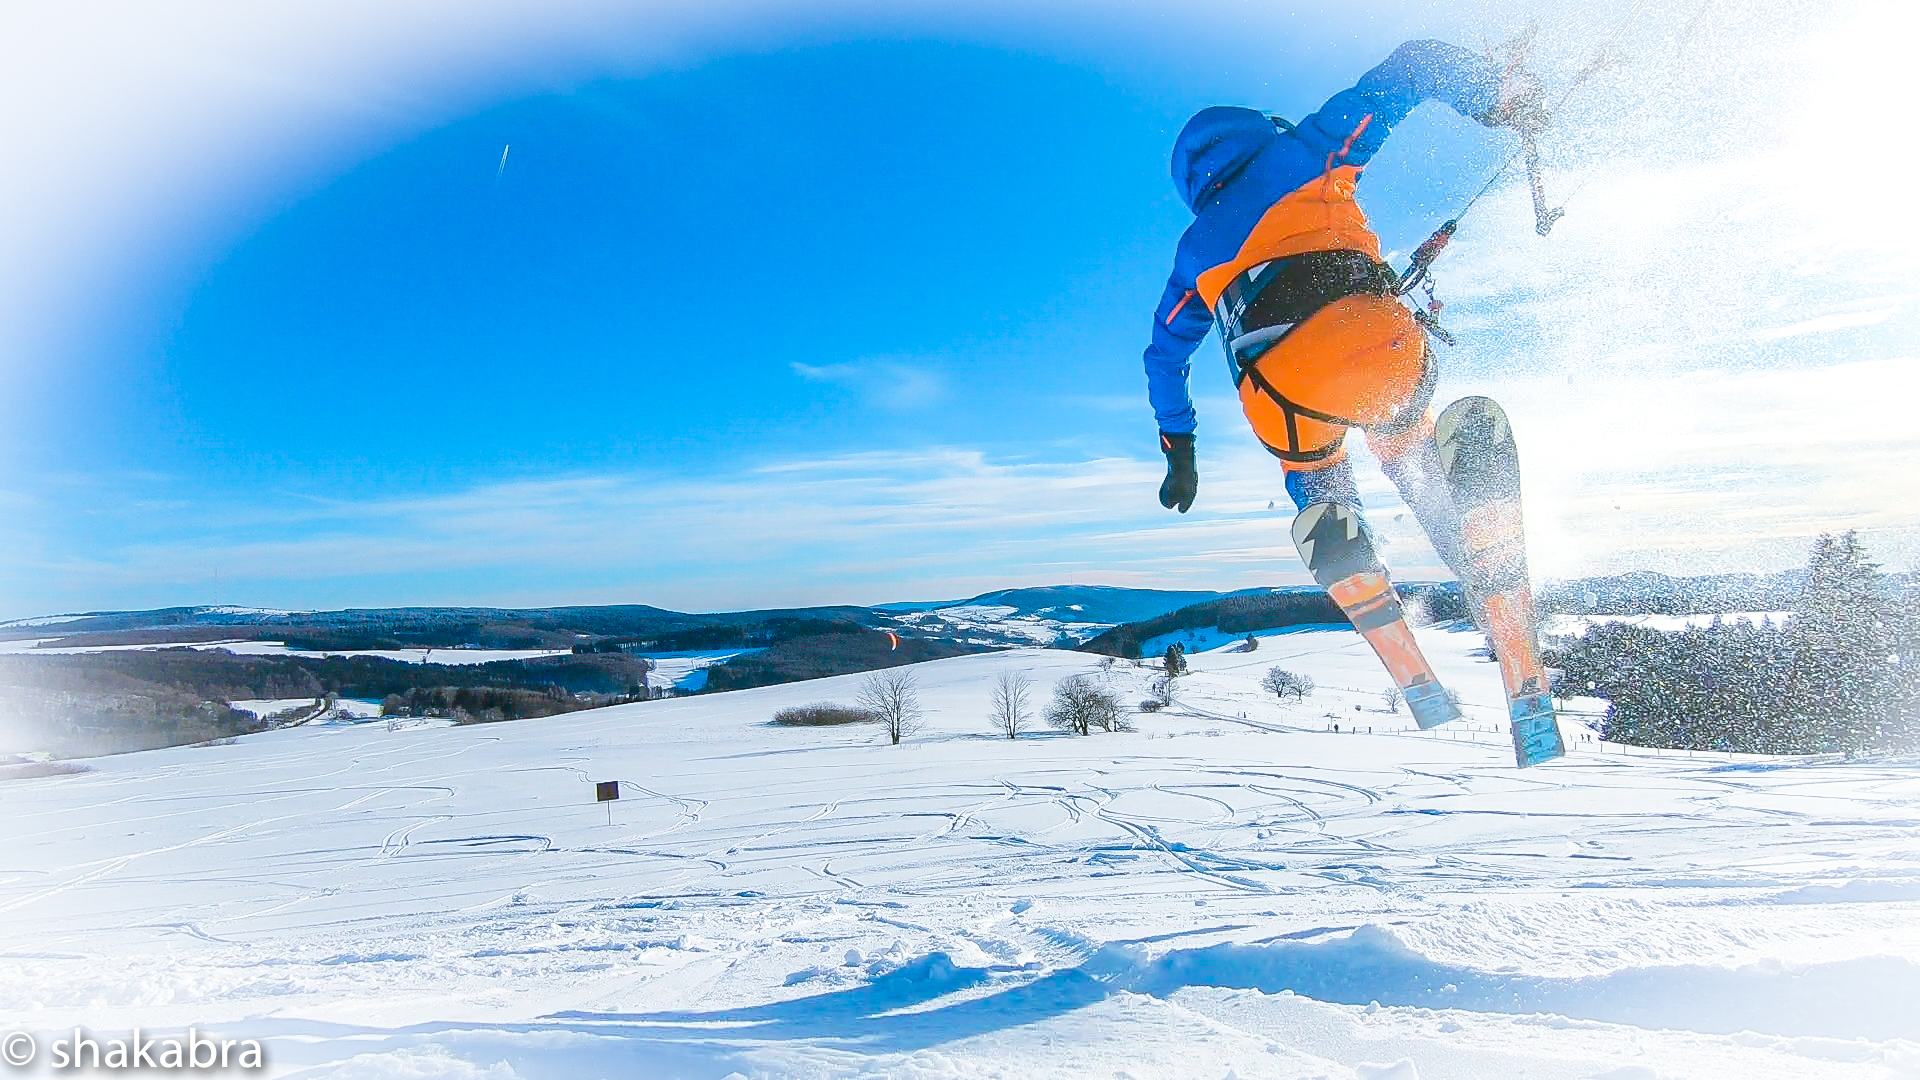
[1294,40,1504,167]
[1143,273,1212,513]
[1143,276,1212,436]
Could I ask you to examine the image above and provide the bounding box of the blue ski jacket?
[1145,40,1504,436]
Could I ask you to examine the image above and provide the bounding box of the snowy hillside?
[0,587,1233,654]
[883,584,1251,646]
[4,625,1919,1078]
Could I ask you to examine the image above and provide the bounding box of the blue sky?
[2,0,1916,618]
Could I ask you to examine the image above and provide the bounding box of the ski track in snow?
[2,629,1919,1078]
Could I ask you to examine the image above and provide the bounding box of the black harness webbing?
[1215,250,1430,463]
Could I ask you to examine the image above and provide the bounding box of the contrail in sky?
[495,144,510,185]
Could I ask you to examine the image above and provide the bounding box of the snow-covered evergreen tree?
[1786,531,1890,753]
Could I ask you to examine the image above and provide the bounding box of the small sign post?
[596,780,620,825]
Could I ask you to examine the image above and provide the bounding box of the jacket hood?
[1171,106,1277,213]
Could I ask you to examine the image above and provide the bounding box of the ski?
[1433,396,1566,767]
[1291,501,1461,729]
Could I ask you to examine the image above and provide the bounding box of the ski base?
[1510,694,1564,767]
[1435,396,1566,767]
[1404,680,1458,730]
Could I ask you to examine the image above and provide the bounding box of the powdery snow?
[2,627,1917,1079]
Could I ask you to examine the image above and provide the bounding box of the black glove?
[1158,432,1197,513]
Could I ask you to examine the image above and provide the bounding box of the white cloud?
[21,341,1920,616]
[1451,359,1920,581]
[789,358,945,410]
[1,447,1304,614]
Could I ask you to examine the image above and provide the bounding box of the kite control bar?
[1396,219,1457,296]
[1393,23,1584,323]
[1397,127,1560,300]
[1396,219,1459,346]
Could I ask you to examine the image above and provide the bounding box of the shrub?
[772,702,873,727]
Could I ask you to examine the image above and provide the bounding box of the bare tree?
[1046,675,1126,735]
[1382,686,1404,713]
[858,668,924,745]
[988,670,1033,739]
[1261,667,1314,702]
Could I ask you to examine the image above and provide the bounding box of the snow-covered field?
[645,650,766,694]
[3,626,1918,1079]
[890,603,1109,647]
[226,698,385,722]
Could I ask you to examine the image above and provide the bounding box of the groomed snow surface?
[4,625,1919,1079]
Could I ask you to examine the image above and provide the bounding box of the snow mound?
[1124,924,1920,1041]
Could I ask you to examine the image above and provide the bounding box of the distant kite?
[886,631,899,651]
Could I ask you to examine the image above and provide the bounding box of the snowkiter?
[1146,39,1541,551]
[1142,40,1548,735]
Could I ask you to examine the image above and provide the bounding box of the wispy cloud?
[16,345,1920,616]
[1452,360,1920,580]
[0,446,1306,614]
[790,358,945,410]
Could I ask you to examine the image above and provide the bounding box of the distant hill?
[879,585,1237,625]
[884,585,1260,647]
[1080,584,1469,659]
[0,603,872,651]
[2,587,1251,652]
[15,569,1911,654]
[11,569,1912,758]
[1082,567,1920,660]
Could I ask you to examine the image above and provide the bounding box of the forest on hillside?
[1551,532,1919,754]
